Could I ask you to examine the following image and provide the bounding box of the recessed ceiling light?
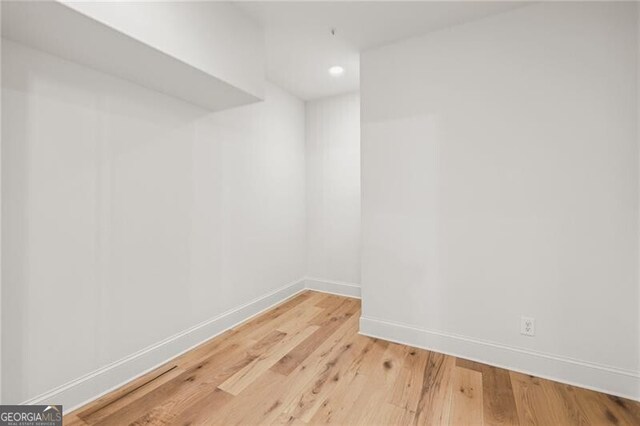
[328,66,344,76]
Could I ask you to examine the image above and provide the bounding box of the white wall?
[360,2,640,399]
[305,93,361,288]
[1,40,305,404]
[63,1,265,100]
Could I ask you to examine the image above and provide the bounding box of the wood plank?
[450,367,484,425]
[605,394,640,425]
[376,403,416,426]
[482,365,519,426]
[129,387,233,425]
[63,414,88,426]
[569,384,640,426]
[510,371,575,426]
[283,323,377,422]
[344,342,409,426]
[413,351,456,425]
[273,315,365,424]
[218,325,320,395]
[273,411,307,425]
[315,293,346,308]
[275,305,324,334]
[240,292,325,342]
[271,298,358,375]
[309,298,355,326]
[456,357,485,372]
[309,365,369,424]
[210,369,291,425]
[213,313,363,425]
[389,346,429,411]
[334,338,392,424]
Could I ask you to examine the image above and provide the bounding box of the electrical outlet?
[521,316,535,336]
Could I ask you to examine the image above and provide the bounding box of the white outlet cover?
[521,316,535,336]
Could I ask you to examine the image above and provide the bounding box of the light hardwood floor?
[65,291,640,425]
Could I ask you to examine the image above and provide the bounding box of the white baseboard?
[23,276,361,412]
[304,277,361,299]
[360,315,640,402]
[23,279,637,411]
[23,278,307,411]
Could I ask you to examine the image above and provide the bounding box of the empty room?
[1,0,639,424]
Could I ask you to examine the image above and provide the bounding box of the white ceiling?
[237,1,529,101]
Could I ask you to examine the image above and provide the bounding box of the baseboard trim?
[304,277,361,299]
[23,278,307,411]
[359,315,640,402]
